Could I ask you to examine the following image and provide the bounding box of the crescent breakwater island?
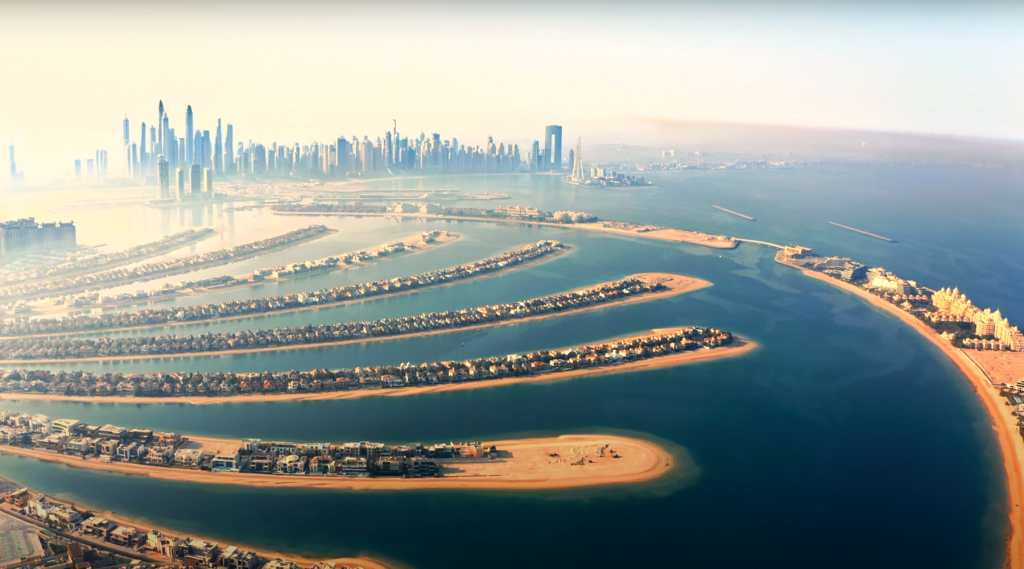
[0,226,336,305]
[0,273,710,363]
[20,230,461,318]
[0,240,565,338]
[0,327,747,404]
[774,245,1024,567]
[272,203,740,250]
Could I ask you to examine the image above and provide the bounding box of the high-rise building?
[87,159,94,177]
[74,159,82,178]
[158,155,170,199]
[178,139,186,170]
[543,125,562,171]
[185,105,194,164]
[175,168,186,201]
[9,144,20,182]
[139,122,148,175]
[202,131,211,169]
[131,143,139,179]
[157,100,164,154]
[202,167,213,197]
[530,140,541,171]
[214,120,223,173]
[122,115,130,175]
[225,124,234,174]
[0,218,76,257]
[189,164,202,195]
[571,137,584,183]
[193,131,202,168]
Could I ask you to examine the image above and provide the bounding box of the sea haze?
[0,164,1019,568]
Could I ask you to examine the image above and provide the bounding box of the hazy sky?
[2,1,1023,181]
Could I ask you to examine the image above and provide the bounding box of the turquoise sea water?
[0,164,1021,568]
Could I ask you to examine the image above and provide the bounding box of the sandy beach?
[21,231,460,321]
[0,434,673,492]
[0,272,709,364]
[275,210,738,250]
[778,254,1024,569]
[0,335,754,406]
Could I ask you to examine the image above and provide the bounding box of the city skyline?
[2,1,1023,181]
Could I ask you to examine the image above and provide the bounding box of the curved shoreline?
[0,484,393,569]
[777,255,1024,569]
[274,211,739,250]
[0,272,709,364]
[0,336,755,405]
[3,240,567,340]
[0,434,674,491]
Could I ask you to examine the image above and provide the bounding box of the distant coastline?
[274,210,739,250]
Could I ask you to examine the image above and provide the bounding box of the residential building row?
[7,489,362,569]
[0,228,215,288]
[0,270,651,361]
[0,326,733,399]
[1,240,562,338]
[0,226,330,303]
[780,248,1021,351]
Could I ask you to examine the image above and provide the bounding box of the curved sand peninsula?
[25,231,460,319]
[3,240,565,338]
[777,253,1024,568]
[0,272,709,364]
[276,210,738,249]
[0,335,754,405]
[0,434,672,491]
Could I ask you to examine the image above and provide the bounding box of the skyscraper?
[8,145,17,181]
[214,120,223,173]
[530,140,541,171]
[571,137,584,183]
[185,105,194,164]
[161,106,169,158]
[74,159,82,178]
[87,159,94,177]
[202,131,211,169]
[139,122,148,176]
[543,125,562,171]
[122,115,130,176]
[157,100,164,154]
[190,164,201,195]
[158,155,170,199]
[225,124,234,173]
[175,168,186,201]
[193,131,202,168]
[202,167,213,197]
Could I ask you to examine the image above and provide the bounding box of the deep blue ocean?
[0,164,1021,568]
